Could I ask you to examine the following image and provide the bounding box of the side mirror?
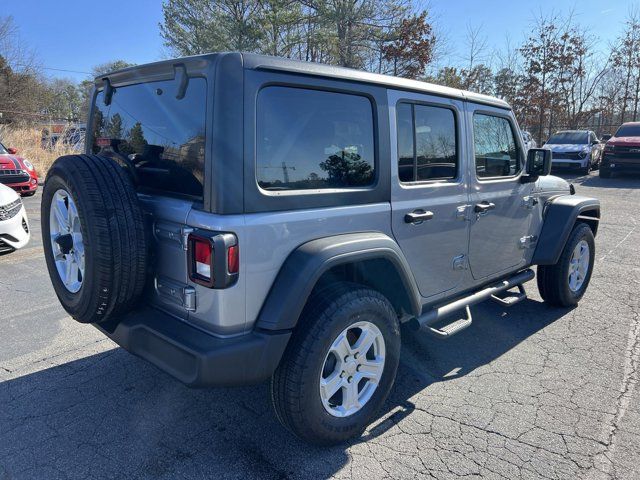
[7,147,17,154]
[523,148,552,182]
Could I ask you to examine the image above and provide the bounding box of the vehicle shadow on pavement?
[0,298,569,479]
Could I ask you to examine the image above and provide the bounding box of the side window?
[396,102,458,182]
[256,86,375,191]
[473,113,521,178]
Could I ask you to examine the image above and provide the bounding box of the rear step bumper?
[96,307,291,387]
[408,269,535,334]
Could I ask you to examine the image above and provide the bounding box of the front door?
[389,91,470,299]
[467,105,534,280]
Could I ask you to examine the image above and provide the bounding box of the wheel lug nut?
[348,376,353,383]
[356,365,361,372]
[340,371,345,378]
[354,352,359,359]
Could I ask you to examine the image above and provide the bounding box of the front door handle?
[474,201,496,214]
[405,210,434,224]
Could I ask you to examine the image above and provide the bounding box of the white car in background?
[0,183,30,254]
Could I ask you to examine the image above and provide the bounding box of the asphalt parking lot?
[1,172,639,480]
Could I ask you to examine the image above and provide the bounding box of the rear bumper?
[97,307,291,387]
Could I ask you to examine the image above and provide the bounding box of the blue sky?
[3,0,636,82]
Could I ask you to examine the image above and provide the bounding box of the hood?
[543,143,589,153]
[0,154,26,169]
[535,174,570,193]
[608,136,640,147]
[0,183,20,205]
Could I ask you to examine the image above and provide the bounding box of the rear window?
[256,86,375,191]
[615,124,640,137]
[91,77,207,198]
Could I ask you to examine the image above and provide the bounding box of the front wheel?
[537,223,595,307]
[271,283,400,445]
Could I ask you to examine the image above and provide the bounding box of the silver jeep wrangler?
[41,53,600,445]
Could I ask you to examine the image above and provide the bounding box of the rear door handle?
[404,210,434,224]
[474,201,496,214]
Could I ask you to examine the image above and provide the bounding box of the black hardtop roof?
[96,52,511,110]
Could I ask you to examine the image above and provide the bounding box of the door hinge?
[181,226,194,251]
[519,235,538,249]
[452,254,467,271]
[155,276,197,312]
[522,196,539,209]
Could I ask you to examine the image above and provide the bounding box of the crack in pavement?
[588,311,640,479]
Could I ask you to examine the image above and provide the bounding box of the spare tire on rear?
[42,154,148,323]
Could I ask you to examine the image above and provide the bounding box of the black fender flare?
[532,195,600,265]
[255,232,422,331]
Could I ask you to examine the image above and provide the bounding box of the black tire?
[271,282,400,446]
[22,191,36,197]
[41,154,148,323]
[599,167,611,178]
[580,160,591,175]
[537,223,595,307]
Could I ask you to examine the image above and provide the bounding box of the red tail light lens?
[194,239,212,278]
[227,245,239,274]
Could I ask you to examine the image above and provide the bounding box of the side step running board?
[427,306,472,338]
[408,269,535,338]
[491,284,527,307]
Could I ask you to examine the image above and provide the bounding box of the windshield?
[91,77,207,199]
[615,124,640,137]
[546,132,589,144]
[0,142,8,154]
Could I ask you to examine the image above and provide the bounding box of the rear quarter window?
[256,86,375,191]
[91,77,207,199]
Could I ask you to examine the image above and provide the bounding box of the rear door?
[389,90,470,299]
[89,76,209,320]
[466,104,534,280]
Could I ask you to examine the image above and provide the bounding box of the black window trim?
[471,109,524,183]
[88,74,209,204]
[395,99,461,186]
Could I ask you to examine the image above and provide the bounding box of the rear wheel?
[537,223,595,307]
[42,154,148,323]
[271,282,400,445]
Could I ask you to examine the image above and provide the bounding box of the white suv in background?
[0,183,30,254]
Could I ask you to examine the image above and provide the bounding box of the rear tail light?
[187,232,239,288]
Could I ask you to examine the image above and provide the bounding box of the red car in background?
[0,141,38,196]
[601,122,640,178]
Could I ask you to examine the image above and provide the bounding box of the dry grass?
[0,125,79,178]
